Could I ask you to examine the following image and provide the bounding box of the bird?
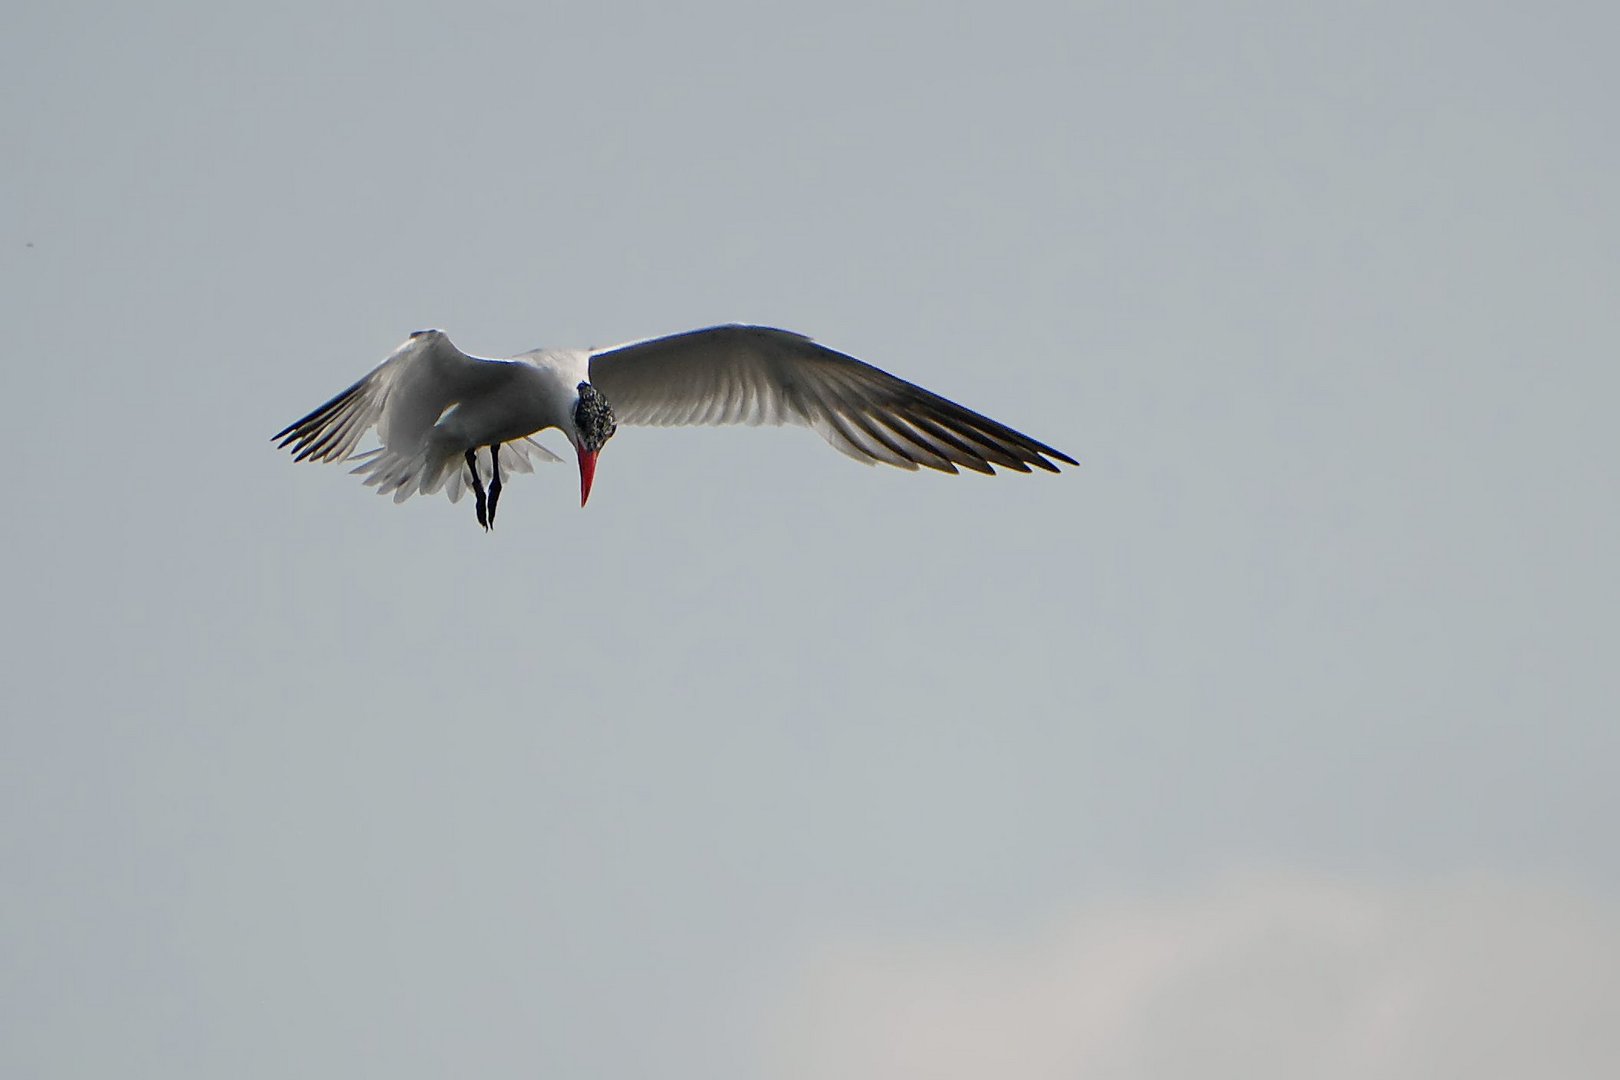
[273,324,1076,529]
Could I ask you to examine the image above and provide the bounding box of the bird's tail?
[347,437,563,504]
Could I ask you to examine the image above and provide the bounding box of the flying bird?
[273,324,1076,529]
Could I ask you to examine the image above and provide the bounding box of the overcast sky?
[4,2,1617,1077]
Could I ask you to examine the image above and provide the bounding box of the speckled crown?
[574,382,617,452]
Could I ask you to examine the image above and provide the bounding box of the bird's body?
[274,324,1075,528]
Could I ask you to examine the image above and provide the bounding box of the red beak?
[577,447,599,507]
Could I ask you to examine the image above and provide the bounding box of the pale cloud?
[771,874,1620,1080]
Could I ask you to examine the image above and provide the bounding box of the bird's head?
[572,381,617,506]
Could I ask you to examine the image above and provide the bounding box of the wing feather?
[273,331,546,458]
[273,331,475,462]
[588,325,1075,474]
[273,331,564,505]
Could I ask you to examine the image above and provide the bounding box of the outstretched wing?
[273,330,518,462]
[587,325,1075,474]
[275,331,567,506]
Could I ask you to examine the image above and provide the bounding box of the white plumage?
[274,324,1075,526]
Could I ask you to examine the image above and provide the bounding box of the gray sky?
[4,2,1617,1076]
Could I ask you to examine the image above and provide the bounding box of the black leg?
[466,448,488,530]
[487,445,503,527]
